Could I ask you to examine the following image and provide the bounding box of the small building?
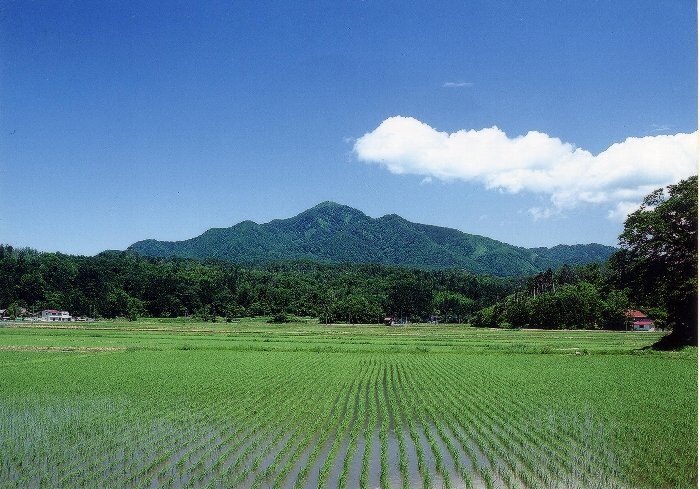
[625,310,656,331]
[41,310,72,322]
[383,316,395,326]
[1,308,28,320]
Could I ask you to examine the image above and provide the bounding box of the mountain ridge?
[128,202,616,276]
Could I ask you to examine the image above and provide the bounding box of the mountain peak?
[127,203,617,275]
[310,200,345,209]
[304,201,367,217]
[279,201,369,233]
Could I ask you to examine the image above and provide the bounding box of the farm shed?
[624,309,656,331]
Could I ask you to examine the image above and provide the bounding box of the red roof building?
[624,310,656,331]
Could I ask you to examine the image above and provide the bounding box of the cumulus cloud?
[354,116,698,221]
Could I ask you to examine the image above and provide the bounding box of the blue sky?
[1,1,697,255]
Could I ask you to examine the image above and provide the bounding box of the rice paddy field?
[0,320,696,489]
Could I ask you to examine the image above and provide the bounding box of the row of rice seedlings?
[423,357,568,488]
[397,360,474,489]
[24,399,138,486]
[248,364,356,489]
[51,400,167,486]
[464,373,584,484]
[220,358,345,486]
[181,401,285,487]
[291,377,358,489]
[67,363,259,488]
[377,366,390,489]
[472,367,596,469]
[385,362,410,489]
[247,372,349,489]
[190,355,330,486]
[443,365,594,488]
[393,361,453,489]
[240,371,350,488]
[103,410,222,487]
[107,354,318,487]
[98,416,194,487]
[359,364,379,489]
[283,367,361,488]
[337,365,370,489]
[109,400,230,486]
[206,406,283,481]
[181,375,310,487]
[0,400,113,486]
[315,377,361,489]
[472,373,624,487]
[400,355,522,488]
[126,361,295,487]
[270,361,369,489]
[423,358,547,488]
[388,362,432,489]
[493,390,624,488]
[0,411,52,486]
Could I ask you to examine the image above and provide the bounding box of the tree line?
[0,247,516,323]
[470,263,630,329]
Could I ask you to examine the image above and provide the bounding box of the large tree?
[614,176,698,347]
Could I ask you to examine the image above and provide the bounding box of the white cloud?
[606,201,643,222]
[354,116,698,219]
[442,81,473,88]
[528,207,559,221]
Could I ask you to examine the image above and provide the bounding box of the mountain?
[128,202,616,276]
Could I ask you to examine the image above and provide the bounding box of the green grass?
[0,320,696,488]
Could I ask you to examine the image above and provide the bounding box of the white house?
[41,310,72,322]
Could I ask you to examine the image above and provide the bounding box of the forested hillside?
[129,202,616,276]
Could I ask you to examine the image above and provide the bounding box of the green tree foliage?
[433,291,476,323]
[613,176,698,346]
[0,246,516,323]
[471,263,629,330]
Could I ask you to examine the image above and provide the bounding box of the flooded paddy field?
[0,321,695,488]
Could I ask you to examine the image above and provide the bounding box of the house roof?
[625,309,647,318]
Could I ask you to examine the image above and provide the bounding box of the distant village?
[0,308,94,322]
[0,307,658,330]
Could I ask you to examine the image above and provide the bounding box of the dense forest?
[0,247,517,323]
[0,244,644,330]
